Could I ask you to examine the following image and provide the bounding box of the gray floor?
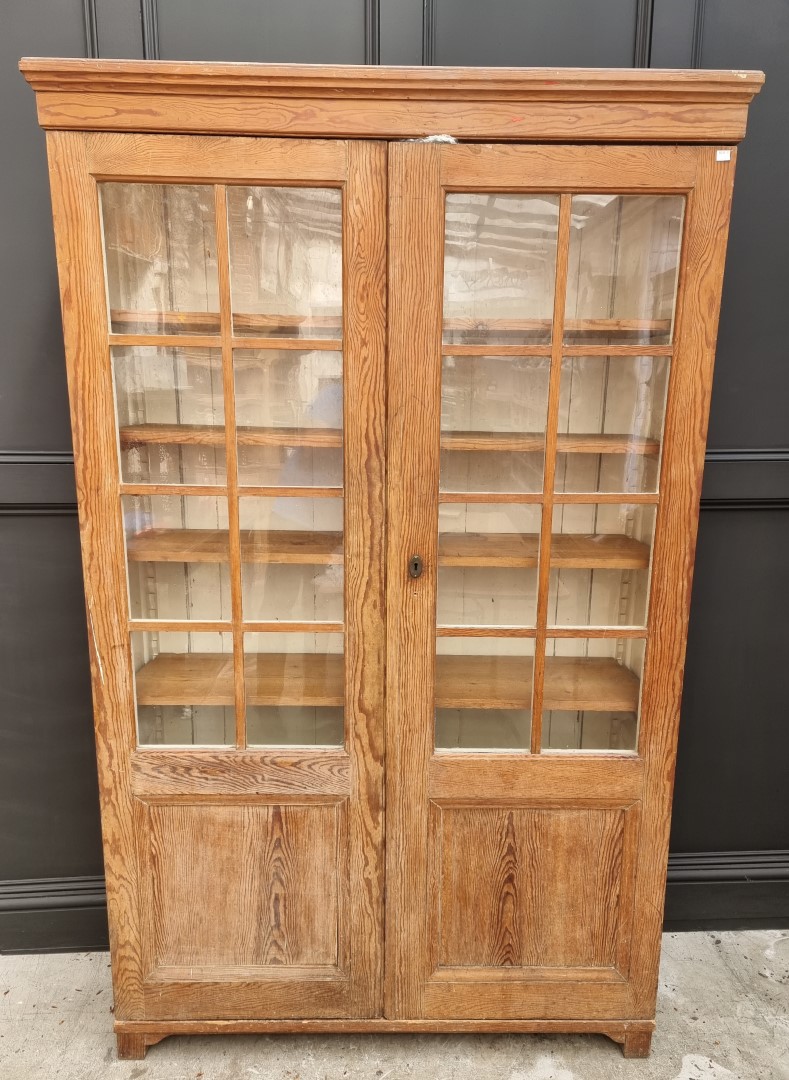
[1,931,787,1080]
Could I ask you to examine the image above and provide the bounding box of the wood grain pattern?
[340,140,388,1014]
[84,132,347,183]
[627,147,739,1019]
[384,142,443,1019]
[435,805,629,969]
[148,802,340,968]
[31,67,754,1051]
[119,424,344,448]
[21,60,762,144]
[428,755,643,803]
[436,655,639,712]
[45,130,145,1020]
[130,749,350,797]
[441,431,659,455]
[136,652,344,707]
[126,527,647,570]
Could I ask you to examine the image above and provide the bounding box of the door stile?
[384,141,445,1019]
[343,140,388,1015]
[213,184,247,748]
[530,193,572,754]
[628,145,737,1015]
[46,129,146,1019]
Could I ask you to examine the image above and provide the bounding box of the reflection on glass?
[548,504,656,628]
[100,184,219,335]
[439,355,550,496]
[234,350,342,431]
[565,195,684,345]
[227,186,342,338]
[554,355,669,494]
[443,194,559,345]
[233,349,343,489]
[438,503,542,628]
[123,494,231,621]
[132,630,234,746]
[112,347,226,485]
[542,637,644,752]
[436,636,534,750]
[239,497,343,623]
[244,632,344,746]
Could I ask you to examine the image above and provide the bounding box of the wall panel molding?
[4,851,786,951]
[634,0,654,66]
[140,0,160,60]
[422,0,436,65]
[365,0,381,64]
[690,0,707,68]
[83,0,99,58]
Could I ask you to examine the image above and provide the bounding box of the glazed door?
[47,132,386,1020]
[385,142,735,1020]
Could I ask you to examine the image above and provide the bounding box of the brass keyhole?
[408,554,424,579]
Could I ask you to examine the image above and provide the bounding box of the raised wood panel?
[145,801,342,970]
[433,804,634,970]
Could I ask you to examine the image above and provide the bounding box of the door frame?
[384,140,737,1020]
[46,130,387,1020]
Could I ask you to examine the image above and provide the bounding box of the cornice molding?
[19,58,764,102]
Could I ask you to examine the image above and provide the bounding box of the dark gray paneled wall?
[1,0,787,949]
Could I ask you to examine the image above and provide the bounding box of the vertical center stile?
[531,193,572,754]
[214,184,247,748]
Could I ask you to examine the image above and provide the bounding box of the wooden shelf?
[135,652,638,713]
[436,654,639,712]
[441,431,660,456]
[110,309,342,336]
[439,532,649,569]
[119,424,343,449]
[120,423,658,457]
[127,529,343,565]
[127,528,648,569]
[443,317,671,335]
[136,652,344,707]
[110,310,668,338]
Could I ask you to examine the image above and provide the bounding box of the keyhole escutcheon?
[408,554,424,579]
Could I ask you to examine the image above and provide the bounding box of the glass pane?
[244,632,344,746]
[565,195,684,345]
[112,346,226,485]
[239,497,343,623]
[132,630,234,746]
[554,355,669,494]
[227,186,342,338]
[436,637,534,750]
[443,194,559,345]
[542,637,644,752]
[234,349,343,489]
[440,356,550,496]
[100,184,219,335]
[548,504,656,628]
[438,503,542,628]
[123,494,231,621]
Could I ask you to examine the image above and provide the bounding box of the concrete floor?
[1,931,787,1080]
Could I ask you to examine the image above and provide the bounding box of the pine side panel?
[343,141,388,1015]
[629,146,737,1015]
[45,131,144,1018]
[384,142,444,1019]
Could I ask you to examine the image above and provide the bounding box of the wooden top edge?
[19,57,765,101]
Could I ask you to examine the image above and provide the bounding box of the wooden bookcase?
[21,58,763,1060]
